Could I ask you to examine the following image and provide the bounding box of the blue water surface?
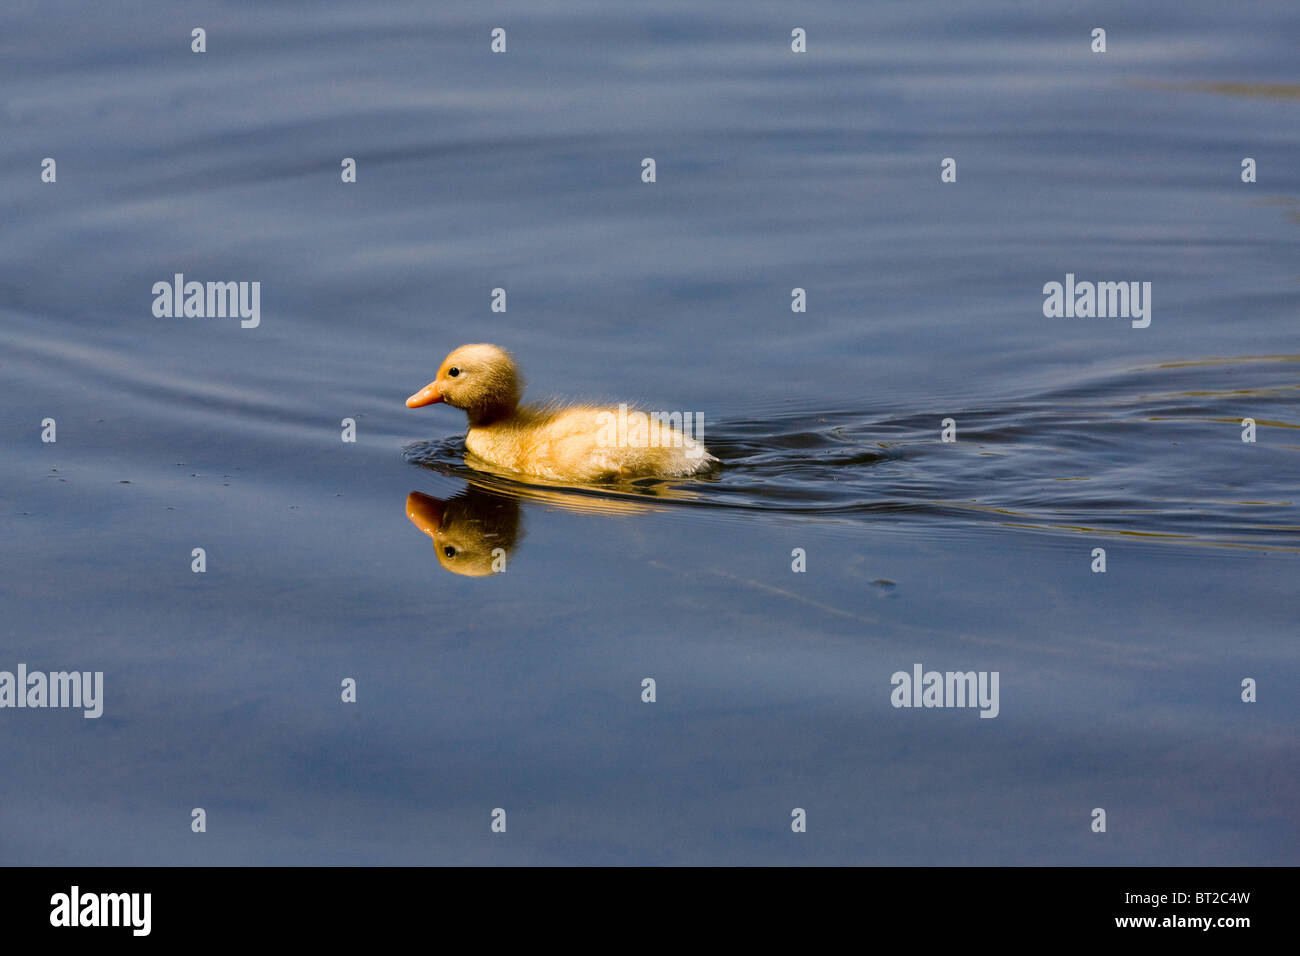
[1,0,1297,864]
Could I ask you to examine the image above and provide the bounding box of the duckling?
[406,344,717,482]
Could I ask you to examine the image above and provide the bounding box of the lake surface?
[2,0,1297,864]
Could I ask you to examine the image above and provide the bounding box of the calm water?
[2,1,1297,864]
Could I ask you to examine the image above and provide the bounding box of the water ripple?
[406,354,1300,549]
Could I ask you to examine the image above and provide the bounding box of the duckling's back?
[466,404,716,481]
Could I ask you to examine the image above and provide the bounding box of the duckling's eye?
[447,367,460,377]
[443,546,456,558]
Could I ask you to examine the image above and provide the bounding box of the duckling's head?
[406,344,524,426]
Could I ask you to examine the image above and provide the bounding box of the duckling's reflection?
[406,488,523,577]
[406,474,689,576]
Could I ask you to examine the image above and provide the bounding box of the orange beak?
[406,492,443,536]
[406,381,443,408]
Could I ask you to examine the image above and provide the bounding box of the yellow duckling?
[406,344,717,482]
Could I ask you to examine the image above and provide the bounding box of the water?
[2,0,1297,864]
